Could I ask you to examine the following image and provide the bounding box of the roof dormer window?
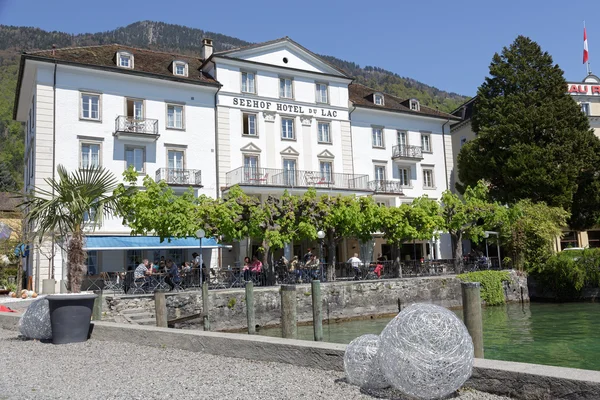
[410,99,420,111]
[374,93,384,106]
[173,61,188,77]
[117,51,134,69]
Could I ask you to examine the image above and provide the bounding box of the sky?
[0,0,596,97]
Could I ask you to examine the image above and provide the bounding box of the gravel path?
[0,328,511,399]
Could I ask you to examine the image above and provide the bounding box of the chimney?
[201,38,213,60]
[52,44,56,56]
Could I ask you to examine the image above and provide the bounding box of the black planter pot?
[47,293,97,344]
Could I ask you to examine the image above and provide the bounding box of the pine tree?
[457,35,600,229]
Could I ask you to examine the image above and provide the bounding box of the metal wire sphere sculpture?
[378,303,474,400]
[344,334,389,389]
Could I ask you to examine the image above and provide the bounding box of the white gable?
[241,142,262,153]
[223,39,345,77]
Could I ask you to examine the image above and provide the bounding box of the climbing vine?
[457,271,510,306]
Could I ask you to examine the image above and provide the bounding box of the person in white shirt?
[347,253,362,280]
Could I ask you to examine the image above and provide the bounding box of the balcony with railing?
[114,116,159,140]
[155,168,202,187]
[392,145,423,161]
[368,180,405,194]
[225,167,370,192]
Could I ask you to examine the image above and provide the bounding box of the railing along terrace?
[80,257,502,295]
[225,167,370,191]
[392,144,423,159]
[114,115,159,136]
[367,180,405,194]
[155,168,202,186]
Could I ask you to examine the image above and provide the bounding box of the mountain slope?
[0,21,469,188]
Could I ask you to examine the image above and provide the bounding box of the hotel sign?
[220,95,347,120]
[567,84,600,95]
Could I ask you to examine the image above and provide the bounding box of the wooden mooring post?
[311,280,323,341]
[280,284,297,339]
[461,281,484,358]
[245,281,256,335]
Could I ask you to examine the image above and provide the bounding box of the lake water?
[257,302,600,371]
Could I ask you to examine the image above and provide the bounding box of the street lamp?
[483,231,490,260]
[196,228,205,285]
[317,230,325,280]
[484,231,501,269]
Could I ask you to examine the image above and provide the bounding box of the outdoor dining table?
[147,273,170,292]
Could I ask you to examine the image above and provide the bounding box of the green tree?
[0,61,25,189]
[379,204,413,277]
[457,35,600,227]
[315,195,380,281]
[0,161,17,191]
[22,166,127,292]
[378,196,442,276]
[500,199,569,271]
[440,182,505,272]
[115,168,200,240]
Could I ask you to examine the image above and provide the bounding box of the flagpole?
[585,21,592,75]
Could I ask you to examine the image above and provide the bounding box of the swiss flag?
[584,27,589,64]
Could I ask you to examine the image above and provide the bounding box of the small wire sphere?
[344,334,389,389]
[378,303,474,400]
[19,297,52,340]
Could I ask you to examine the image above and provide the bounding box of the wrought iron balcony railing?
[225,167,370,191]
[392,145,423,160]
[367,180,405,194]
[114,116,159,138]
[155,168,202,187]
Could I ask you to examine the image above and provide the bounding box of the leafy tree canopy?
[499,199,569,271]
[440,181,506,271]
[457,35,600,228]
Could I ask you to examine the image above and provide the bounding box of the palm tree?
[22,165,126,293]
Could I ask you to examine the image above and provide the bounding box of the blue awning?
[83,236,231,251]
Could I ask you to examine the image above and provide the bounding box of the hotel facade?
[14,37,459,291]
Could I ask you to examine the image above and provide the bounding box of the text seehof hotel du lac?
[232,97,340,118]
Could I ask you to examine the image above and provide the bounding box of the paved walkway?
[0,328,511,399]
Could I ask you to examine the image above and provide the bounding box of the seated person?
[250,256,263,283]
[375,253,386,278]
[242,256,251,281]
[134,259,150,288]
[289,256,299,272]
[181,261,191,273]
[305,254,320,280]
[165,260,181,291]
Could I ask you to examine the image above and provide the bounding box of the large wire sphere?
[19,297,52,340]
[378,303,474,400]
[344,334,389,389]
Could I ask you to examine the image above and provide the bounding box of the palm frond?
[21,165,124,240]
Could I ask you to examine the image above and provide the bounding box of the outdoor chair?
[130,278,146,295]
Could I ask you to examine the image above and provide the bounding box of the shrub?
[457,271,511,306]
[530,248,600,299]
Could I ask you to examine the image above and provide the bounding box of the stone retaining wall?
[528,276,600,301]
[102,270,528,331]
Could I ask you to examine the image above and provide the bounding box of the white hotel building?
[14,37,459,291]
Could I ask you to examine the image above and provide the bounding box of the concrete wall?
[103,271,528,331]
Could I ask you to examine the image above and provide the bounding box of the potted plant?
[22,166,127,344]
